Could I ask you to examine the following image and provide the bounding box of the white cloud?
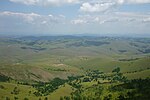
[116,0,124,4]
[71,12,150,25]
[41,20,47,24]
[0,11,40,17]
[0,11,149,34]
[69,12,150,34]
[0,11,65,24]
[142,17,150,23]
[9,0,79,6]
[71,19,87,24]
[71,15,117,25]
[79,0,150,13]
[117,0,150,4]
[80,2,115,13]
[9,0,150,14]
[10,0,39,5]
[1,11,149,26]
[9,0,150,7]
[0,11,41,23]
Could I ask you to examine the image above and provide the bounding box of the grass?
[0,82,74,100]
[0,36,150,99]
[64,56,150,73]
[48,84,74,100]
[124,69,150,79]
[0,36,150,81]
[0,82,37,100]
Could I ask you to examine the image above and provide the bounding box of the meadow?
[0,36,150,100]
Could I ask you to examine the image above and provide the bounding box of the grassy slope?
[65,57,150,72]
[48,84,74,100]
[124,69,150,79]
[0,82,37,100]
[0,37,150,81]
[0,82,74,100]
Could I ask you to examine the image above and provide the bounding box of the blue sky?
[0,0,150,35]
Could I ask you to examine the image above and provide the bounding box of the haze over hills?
[0,35,150,81]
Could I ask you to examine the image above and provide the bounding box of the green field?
[0,36,150,100]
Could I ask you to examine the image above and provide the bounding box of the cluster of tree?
[64,78,150,100]
[118,58,139,61]
[61,82,104,100]
[85,70,104,81]
[112,73,127,82]
[60,96,71,100]
[60,87,104,100]
[112,67,120,73]
[110,78,150,100]
[67,40,110,47]
[11,87,20,95]
[33,78,67,96]
[21,46,46,51]
[125,67,150,74]
[68,82,82,89]
[67,76,83,82]
[0,85,5,89]
[0,75,11,82]
[111,67,127,82]
[47,68,67,72]
[4,66,149,100]
[17,82,30,85]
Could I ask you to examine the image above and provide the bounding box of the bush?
[24,97,29,100]
[5,97,10,100]
[112,67,120,73]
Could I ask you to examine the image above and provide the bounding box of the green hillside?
[0,36,150,100]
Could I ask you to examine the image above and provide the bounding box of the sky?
[0,0,150,36]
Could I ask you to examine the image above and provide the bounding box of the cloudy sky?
[0,0,150,35]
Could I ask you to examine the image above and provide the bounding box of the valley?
[0,36,150,100]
